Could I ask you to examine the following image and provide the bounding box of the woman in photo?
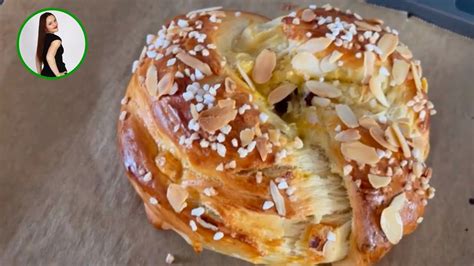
[35,12,67,77]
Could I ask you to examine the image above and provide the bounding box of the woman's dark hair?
[36,12,54,66]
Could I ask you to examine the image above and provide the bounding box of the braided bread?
[117,4,436,265]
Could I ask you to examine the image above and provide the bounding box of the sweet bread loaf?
[117,4,436,265]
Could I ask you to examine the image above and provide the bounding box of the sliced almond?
[268,129,281,146]
[297,37,332,53]
[301,9,316,22]
[368,174,391,188]
[335,104,359,128]
[328,50,344,64]
[236,63,255,90]
[335,129,361,142]
[145,64,158,96]
[377,34,398,61]
[369,75,389,107]
[412,136,425,160]
[139,46,147,62]
[176,51,212,76]
[208,10,226,17]
[320,55,338,73]
[225,77,236,93]
[340,141,380,164]
[410,61,422,91]
[190,104,199,120]
[252,49,276,84]
[305,80,341,98]
[292,52,322,76]
[270,180,286,216]
[416,63,423,77]
[363,51,376,83]
[391,123,411,158]
[413,161,424,177]
[169,82,178,95]
[311,96,331,107]
[240,128,255,147]
[391,59,410,86]
[385,126,400,148]
[396,45,413,59]
[198,103,237,133]
[217,98,236,108]
[166,184,188,213]
[398,121,412,138]
[268,83,297,105]
[390,192,407,211]
[359,116,379,129]
[367,18,384,25]
[354,20,382,32]
[380,206,403,244]
[157,72,174,98]
[256,137,270,161]
[369,126,398,152]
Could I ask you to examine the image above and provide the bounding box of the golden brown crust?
[118,5,435,265]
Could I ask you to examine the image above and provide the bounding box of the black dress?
[41,33,67,77]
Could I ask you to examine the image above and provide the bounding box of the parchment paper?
[0,0,473,265]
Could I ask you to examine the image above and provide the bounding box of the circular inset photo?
[17,8,87,79]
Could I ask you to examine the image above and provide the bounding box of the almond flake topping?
[391,59,410,86]
[157,72,175,98]
[380,205,403,244]
[391,123,411,158]
[335,129,361,142]
[369,126,398,152]
[256,137,270,161]
[270,180,286,216]
[381,192,406,244]
[368,174,391,188]
[225,77,236,93]
[292,52,321,77]
[240,128,255,147]
[305,80,341,98]
[252,49,276,84]
[363,51,376,82]
[340,141,380,164]
[385,126,400,148]
[268,83,297,105]
[176,51,212,76]
[167,184,189,213]
[311,96,331,107]
[396,45,413,59]
[354,20,382,32]
[320,55,338,73]
[237,64,256,90]
[328,50,344,64]
[369,75,390,107]
[198,100,237,133]
[335,104,359,128]
[377,33,398,61]
[297,37,332,53]
[410,61,423,91]
[301,9,316,22]
[358,116,379,129]
[145,64,158,96]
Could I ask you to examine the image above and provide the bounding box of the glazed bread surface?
[117,4,436,265]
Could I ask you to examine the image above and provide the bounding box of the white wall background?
[19,10,86,74]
